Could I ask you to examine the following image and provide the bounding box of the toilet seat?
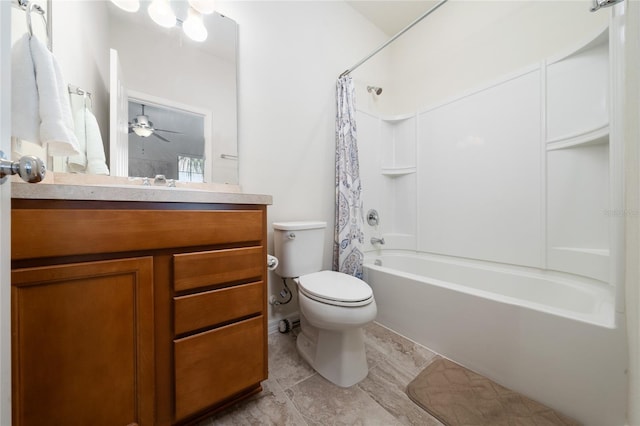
[297,270,374,307]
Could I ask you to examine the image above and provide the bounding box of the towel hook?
[25,1,47,38]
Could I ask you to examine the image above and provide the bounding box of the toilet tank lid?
[273,221,327,231]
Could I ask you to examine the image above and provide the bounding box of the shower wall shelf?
[546,125,609,151]
[551,246,610,256]
[381,166,416,176]
[380,113,414,123]
[379,113,417,175]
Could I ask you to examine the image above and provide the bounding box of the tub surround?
[359,27,613,284]
[11,188,271,425]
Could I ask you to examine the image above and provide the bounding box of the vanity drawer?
[174,281,263,335]
[173,246,263,292]
[12,208,264,260]
[174,316,265,420]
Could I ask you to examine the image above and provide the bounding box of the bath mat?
[406,357,580,426]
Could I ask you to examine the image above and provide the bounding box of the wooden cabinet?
[11,258,155,426]
[11,199,268,426]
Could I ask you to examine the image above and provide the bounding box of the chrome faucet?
[370,237,385,245]
[154,174,167,185]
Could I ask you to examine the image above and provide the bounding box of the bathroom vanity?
[10,180,271,426]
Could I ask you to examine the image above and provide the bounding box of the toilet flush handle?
[288,232,296,240]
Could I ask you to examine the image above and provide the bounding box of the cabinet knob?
[0,150,46,184]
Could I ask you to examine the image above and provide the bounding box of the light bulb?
[110,0,140,12]
[183,7,207,42]
[188,0,215,14]
[133,127,153,137]
[148,0,176,28]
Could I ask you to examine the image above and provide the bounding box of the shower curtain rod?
[339,0,448,78]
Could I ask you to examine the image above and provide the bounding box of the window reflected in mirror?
[178,155,205,183]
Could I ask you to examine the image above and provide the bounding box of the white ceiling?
[345,1,440,36]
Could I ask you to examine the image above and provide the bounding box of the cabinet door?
[174,316,265,421]
[11,257,154,426]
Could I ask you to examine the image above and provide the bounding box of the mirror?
[50,1,238,184]
[128,99,206,181]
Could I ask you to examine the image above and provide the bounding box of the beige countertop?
[11,173,272,205]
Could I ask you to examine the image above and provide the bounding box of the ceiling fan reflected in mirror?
[128,104,181,143]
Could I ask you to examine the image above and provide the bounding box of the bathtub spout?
[370,237,385,245]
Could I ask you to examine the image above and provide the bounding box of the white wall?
[215,1,390,324]
[51,1,110,164]
[387,1,608,114]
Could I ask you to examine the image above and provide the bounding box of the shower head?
[367,86,383,95]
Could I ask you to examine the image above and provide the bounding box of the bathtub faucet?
[370,237,385,245]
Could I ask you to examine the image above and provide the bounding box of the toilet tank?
[273,221,327,278]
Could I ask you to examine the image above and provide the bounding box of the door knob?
[0,150,46,184]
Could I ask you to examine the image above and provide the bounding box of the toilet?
[273,221,377,387]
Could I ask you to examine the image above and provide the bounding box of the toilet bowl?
[272,222,377,387]
[295,271,377,387]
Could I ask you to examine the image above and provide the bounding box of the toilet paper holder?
[267,254,279,271]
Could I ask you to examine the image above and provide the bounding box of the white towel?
[69,107,109,175]
[68,107,88,172]
[11,34,80,156]
[28,35,80,156]
[82,108,110,175]
[11,34,40,143]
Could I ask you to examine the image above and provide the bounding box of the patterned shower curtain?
[333,75,365,279]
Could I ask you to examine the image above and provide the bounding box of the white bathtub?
[363,252,627,426]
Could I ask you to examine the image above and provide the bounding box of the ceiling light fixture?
[148,0,176,28]
[182,7,208,42]
[188,0,215,15]
[112,0,213,43]
[133,127,153,138]
[110,0,140,13]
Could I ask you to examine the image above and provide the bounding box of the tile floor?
[200,322,444,425]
